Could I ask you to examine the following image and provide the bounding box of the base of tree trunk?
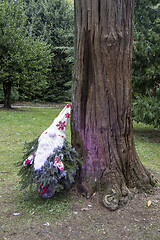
[77,168,157,211]
[3,81,12,109]
[72,0,158,211]
[3,104,12,109]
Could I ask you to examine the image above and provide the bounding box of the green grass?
[0,107,159,237]
[0,108,72,235]
[133,121,160,172]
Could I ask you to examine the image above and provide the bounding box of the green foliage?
[132,93,160,127]
[55,47,74,64]
[26,0,74,47]
[16,137,39,189]
[42,52,73,103]
[17,138,81,198]
[0,0,52,107]
[23,0,74,103]
[132,0,160,93]
[132,1,160,126]
[0,0,27,84]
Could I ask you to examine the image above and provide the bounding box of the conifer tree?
[24,0,74,102]
[132,0,160,93]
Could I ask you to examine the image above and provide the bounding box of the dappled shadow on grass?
[133,128,160,143]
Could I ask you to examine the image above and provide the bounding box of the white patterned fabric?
[23,103,72,170]
[34,103,72,170]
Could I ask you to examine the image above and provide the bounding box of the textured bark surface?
[71,0,155,210]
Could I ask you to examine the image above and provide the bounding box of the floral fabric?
[23,103,72,171]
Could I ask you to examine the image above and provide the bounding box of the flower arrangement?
[17,138,81,198]
[16,103,81,198]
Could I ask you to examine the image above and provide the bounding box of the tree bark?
[3,81,12,108]
[71,0,156,210]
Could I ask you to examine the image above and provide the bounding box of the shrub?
[132,93,160,128]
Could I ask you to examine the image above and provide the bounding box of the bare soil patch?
[1,173,160,240]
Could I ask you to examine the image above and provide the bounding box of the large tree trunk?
[3,81,12,108]
[71,0,155,210]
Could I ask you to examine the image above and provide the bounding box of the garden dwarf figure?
[33,103,72,170]
[21,102,80,198]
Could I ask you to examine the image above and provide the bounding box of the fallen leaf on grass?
[147,200,152,207]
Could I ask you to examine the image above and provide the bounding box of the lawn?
[133,122,160,172]
[0,107,160,240]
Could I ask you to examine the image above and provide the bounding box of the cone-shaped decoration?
[34,103,72,170]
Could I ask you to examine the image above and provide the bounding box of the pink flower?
[23,153,35,166]
[54,156,59,163]
[66,103,72,108]
[23,158,30,166]
[40,183,48,196]
[151,90,153,94]
[54,156,64,170]
[65,113,70,119]
[56,121,66,130]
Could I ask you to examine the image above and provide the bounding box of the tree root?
[77,181,95,198]
[76,170,158,211]
[102,189,120,210]
[102,186,133,210]
[102,176,158,211]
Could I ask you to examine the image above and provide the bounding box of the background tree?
[0,0,51,108]
[24,0,74,102]
[71,0,156,210]
[131,0,160,128]
[132,0,160,94]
